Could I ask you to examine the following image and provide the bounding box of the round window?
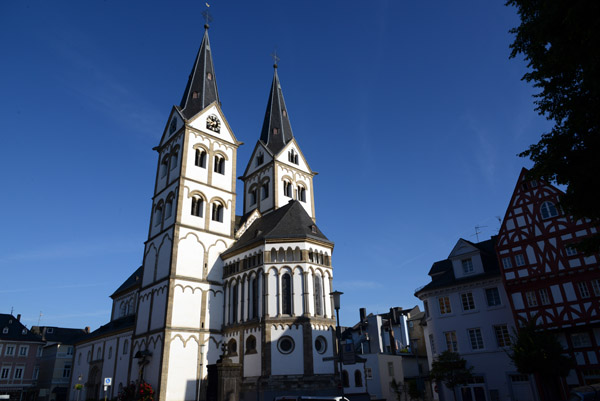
[314,336,327,354]
[277,336,295,354]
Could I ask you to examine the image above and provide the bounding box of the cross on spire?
[202,3,213,28]
[271,49,280,68]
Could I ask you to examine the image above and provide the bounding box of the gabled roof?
[80,315,135,343]
[259,66,294,155]
[415,237,500,296]
[0,314,43,343]
[222,200,332,257]
[30,326,89,345]
[179,26,220,120]
[111,266,143,298]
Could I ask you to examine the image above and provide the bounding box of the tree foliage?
[429,351,473,390]
[507,0,600,252]
[509,321,574,379]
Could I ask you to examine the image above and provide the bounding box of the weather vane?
[271,49,280,67]
[202,3,213,27]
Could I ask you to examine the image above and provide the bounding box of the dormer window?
[2,328,8,334]
[462,258,474,274]
[541,201,558,219]
[169,119,177,134]
[256,153,264,166]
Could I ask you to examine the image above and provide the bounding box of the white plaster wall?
[275,164,313,217]
[114,334,131,391]
[267,267,278,316]
[207,240,229,281]
[293,266,304,316]
[171,282,202,329]
[165,334,199,401]
[142,244,158,287]
[206,288,224,329]
[312,326,335,374]
[243,328,262,377]
[188,106,237,147]
[156,235,172,280]
[101,337,119,399]
[149,286,168,331]
[143,336,163,392]
[270,324,303,375]
[275,142,311,174]
[136,291,152,334]
[175,230,205,279]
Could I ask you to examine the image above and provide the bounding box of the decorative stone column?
[216,357,242,401]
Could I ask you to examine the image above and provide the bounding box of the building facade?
[415,238,536,401]
[496,169,600,389]
[70,25,338,401]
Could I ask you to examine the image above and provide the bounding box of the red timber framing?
[496,168,600,386]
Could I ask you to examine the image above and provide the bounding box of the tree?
[429,351,473,401]
[509,321,575,401]
[507,0,600,252]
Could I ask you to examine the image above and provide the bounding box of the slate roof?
[80,315,135,343]
[30,326,89,345]
[0,314,43,343]
[179,26,220,120]
[111,266,143,298]
[259,66,295,155]
[414,237,500,296]
[222,200,332,257]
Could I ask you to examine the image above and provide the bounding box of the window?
[245,336,256,353]
[462,258,474,274]
[571,332,592,348]
[541,201,558,219]
[578,282,591,298]
[494,325,511,347]
[314,275,323,316]
[231,283,238,323]
[423,300,430,318]
[165,197,173,219]
[468,328,484,350]
[191,196,203,217]
[63,363,72,378]
[96,348,102,360]
[515,254,526,267]
[342,370,350,387]
[283,181,292,197]
[566,245,578,256]
[251,277,258,319]
[78,353,82,365]
[256,153,264,166]
[108,347,113,359]
[14,367,23,379]
[461,292,475,311]
[501,257,512,269]
[211,202,223,222]
[525,291,538,307]
[288,149,298,164]
[354,370,363,387]
[228,339,237,355]
[169,118,177,134]
[160,157,168,178]
[1,368,9,379]
[315,336,327,354]
[365,367,373,379]
[539,288,551,305]
[298,186,306,202]
[277,336,295,354]
[123,340,129,355]
[195,149,207,168]
[249,188,257,205]
[214,155,225,174]
[33,366,39,380]
[36,346,43,357]
[170,151,178,170]
[18,346,28,357]
[438,296,452,314]
[261,183,269,200]
[281,273,292,315]
[486,288,501,306]
[2,328,7,334]
[154,204,163,226]
[387,362,394,376]
[5,345,15,356]
[87,351,91,362]
[591,279,600,296]
[429,334,436,354]
[444,331,458,352]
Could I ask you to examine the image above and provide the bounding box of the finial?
[271,49,280,69]
[202,3,213,29]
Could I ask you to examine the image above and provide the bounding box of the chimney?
[359,308,366,322]
[17,314,21,321]
[85,327,90,334]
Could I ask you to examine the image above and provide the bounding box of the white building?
[70,25,338,401]
[415,237,537,401]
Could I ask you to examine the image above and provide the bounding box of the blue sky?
[0,1,549,329]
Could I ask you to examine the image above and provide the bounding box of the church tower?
[132,25,240,400]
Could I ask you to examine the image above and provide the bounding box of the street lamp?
[197,343,206,401]
[330,290,344,399]
[76,375,83,401]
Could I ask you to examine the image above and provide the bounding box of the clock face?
[206,114,220,133]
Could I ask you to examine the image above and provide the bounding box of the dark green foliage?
[429,351,473,390]
[507,0,600,252]
[508,321,574,379]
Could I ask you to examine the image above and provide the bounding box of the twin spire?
[179,27,295,154]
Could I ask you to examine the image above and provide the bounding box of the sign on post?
[104,378,112,386]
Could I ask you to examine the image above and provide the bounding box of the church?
[69,24,339,401]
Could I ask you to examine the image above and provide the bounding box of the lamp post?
[330,290,344,400]
[77,375,83,401]
[197,343,206,401]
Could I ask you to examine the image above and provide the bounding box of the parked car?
[569,384,600,401]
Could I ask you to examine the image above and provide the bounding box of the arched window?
[96,348,102,360]
[87,351,91,362]
[286,248,294,261]
[354,370,363,387]
[191,196,203,217]
[160,157,168,178]
[283,181,292,197]
[270,248,277,263]
[123,340,129,355]
[78,353,82,365]
[246,335,257,353]
[214,155,225,174]
[169,118,177,134]
[541,201,558,219]
[282,273,292,315]
[120,302,126,317]
[314,275,323,316]
[212,202,224,222]
[231,283,238,323]
[154,204,163,226]
[249,188,257,205]
[256,153,264,166]
[251,277,258,319]
[108,347,113,359]
[298,186,306,202]
[261,183,269,200]
[228,339,237,355]
[195,149,207,168]
[288,149,299,165]
[165,196,173,219]
[342,370,350,388]
[170,151,178,170]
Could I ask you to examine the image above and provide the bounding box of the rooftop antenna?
[271,49,280,68]
[201,3,213,28]
[473,225,487,242]
[10,307,14,315]
[38,312,43,326]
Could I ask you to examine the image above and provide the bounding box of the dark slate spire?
[179,25,220,120]
[259,65,294,154]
